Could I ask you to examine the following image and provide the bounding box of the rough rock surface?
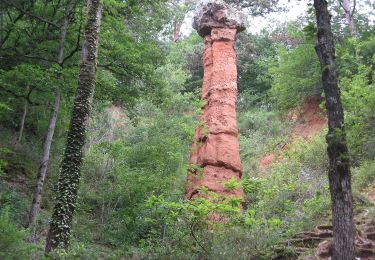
[186,2,244,201]
[193,0,246,37]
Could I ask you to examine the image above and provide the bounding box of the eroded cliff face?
[185,2,245,201]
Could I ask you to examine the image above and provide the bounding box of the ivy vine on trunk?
[45,0,103,253]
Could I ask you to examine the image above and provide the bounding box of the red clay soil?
[289,96,326,140]
[259,154,276,170]
[185,8,245,201]
[259,96,327,170]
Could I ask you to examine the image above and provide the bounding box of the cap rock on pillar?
[193,0,246,37]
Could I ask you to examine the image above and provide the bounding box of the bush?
[133,132,331,259]
[0,209,36,259]
[47,242,118,260]
[341,65,375,158]
[0,147,10,177]
[238,108,290,174]
[243,133,330,236]
[353,160,375,191]
[140,194,292,260]
[75,94,198,248]
[0,186,30,224]
[269,44,321,110]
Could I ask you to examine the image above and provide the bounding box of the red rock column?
[186,8,245,201]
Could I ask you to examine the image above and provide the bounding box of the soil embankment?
[259,96,326,170]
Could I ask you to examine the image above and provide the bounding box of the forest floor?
[292,187,375,259]
[258,96,375,259]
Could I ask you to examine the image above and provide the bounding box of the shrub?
[269,44,321,110]
[0,186,30,224]
[243,133,330,235]
[0,209,36,259]
[238,108,290,174]
[0,147,9,177]
[353,160,375,191]
[341,65,375,158]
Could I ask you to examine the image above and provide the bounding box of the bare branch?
[352,0,356,16]
[338,0,344,9]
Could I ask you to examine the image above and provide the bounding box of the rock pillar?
[185,1,246,201]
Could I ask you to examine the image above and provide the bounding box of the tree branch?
[338,0,344,9]
[190,222,208,254]
[8,3,59,28]
[97,63,132,78]
[0,85,23,98]
[23,54,57,64]
[61,5,83,66]
[351,0,356,16]
[0,85,43,106]
[0,12,24,49]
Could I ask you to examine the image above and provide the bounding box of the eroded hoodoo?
[185,1,245,201]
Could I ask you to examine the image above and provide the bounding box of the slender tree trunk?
[45,0,103,253]
[15,85,30,148]
[27,1,72,228]
[340,0,358,37]
[0,2,3,44]
[313,1,355,259]
[28,92,61,227]
[173,20,182,42]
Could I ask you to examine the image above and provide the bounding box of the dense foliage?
[0,0,374,259]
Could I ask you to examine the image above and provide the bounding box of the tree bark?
[15,85,30,148]
[0,2,3,45]
[339,0,358,37]
[313,1,355,259]
[28,92,61,227]
[27,1,73,228]
[172,20,182,42]
[45,0,103,253]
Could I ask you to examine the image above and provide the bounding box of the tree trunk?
[0,2,3,45]
[28,92,61,227]
[313,1,355,259]
[15,85,29,148]
[45,0,103,253]
[173,20,182,42]
[340,0,358,37]
[27,1,72,228]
